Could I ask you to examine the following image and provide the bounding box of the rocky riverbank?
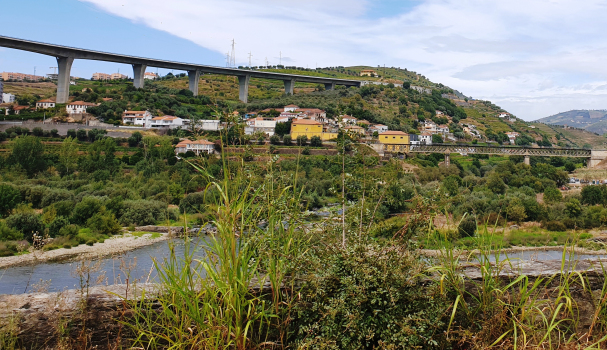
[0,231,171,269]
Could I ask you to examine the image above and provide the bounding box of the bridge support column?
[444,153,450,167]
[284,79,295,95]
[238,74,250,103]
[56,56,74,104]
[188,70,200,96]
[524,155,530,165]
[132,64,147,89]
[324,82,336,91]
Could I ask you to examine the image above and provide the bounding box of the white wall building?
[2,93,15,104]
[122,110,153,126]
[420,132,432,145]
[284,104,299,112]
[198,119,221,131]
[175,139,215,155]
[66,101,95,114]
[370,124,389,133]
[245,117,277,136]
[150,116,187,129]
[144,72,159,80]
[36,99,55,110]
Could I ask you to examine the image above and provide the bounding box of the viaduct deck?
[380,144,607,167]
[0,36,365,104]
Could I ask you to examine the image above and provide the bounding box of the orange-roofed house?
[343,125,366,136]
[175,139,215,155]
[284,104,299,112]
[66,101,96,114]
[36,99,55,110]
[122,110,153,126]
[379,131,410,150]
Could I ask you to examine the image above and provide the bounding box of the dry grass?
[3,82,57,97]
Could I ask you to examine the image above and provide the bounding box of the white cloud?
[80,0,607,120]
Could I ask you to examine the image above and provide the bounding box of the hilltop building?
[144,72,159,80]
[1,72,43,82]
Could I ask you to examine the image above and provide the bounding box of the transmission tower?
[248,51,253,67]
[226,52,230,67]
[230,39,236,67]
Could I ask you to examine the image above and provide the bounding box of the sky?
[2,0,607,121]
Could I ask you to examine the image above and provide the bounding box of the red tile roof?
[292,119,322,125]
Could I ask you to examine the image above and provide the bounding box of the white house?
[370,124,389,133]
[2,93,15,104]
[420,132,432,145]
[506,132,519,144]
[150,116,187,129]
[497,113,510,118]
[36,99,55,110]
[198,119,221,131]
[339,115,357,125]
[122,110,153,126]
[175,139,215,155]
[437,125,450,134]
[144,72,159,80]
[245,117,277,136]
[66,101,96,114]
[284,104,299,112]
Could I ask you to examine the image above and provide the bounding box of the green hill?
[535,110,607,135]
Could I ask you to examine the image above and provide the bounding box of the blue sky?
[3,0,607,121]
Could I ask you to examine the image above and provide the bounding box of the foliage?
[0,183,21,217]
[0,221,23,241]
[293,242,448,349]
[119,200,168,225]
[86,209,121,235]
[458,215,477,237]
[5,212,44,241]
[9,136,46,177]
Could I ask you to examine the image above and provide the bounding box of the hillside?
[2,66,555,146]
[535,109,607,135]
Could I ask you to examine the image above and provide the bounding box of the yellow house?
[379,131,410,152]
[291,119,323,138]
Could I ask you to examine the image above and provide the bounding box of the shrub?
[458,215,477,237]
[282,135,292,145]
[32,127,44,136]
[0,131,7,142]
[71,196,105,225]
[581,185,607,206]
[296,135,308,146]
[50,129,59,137]
[302,146,310,155]
[48,216,70,237]
[58,224,79,237]
[5,212,44,241]
[544,186,562,203]
[120,200,168,225]
[310,135,322,147]
[63,244,72,249]
[0,183,21,217]
[67,129,77,138]
[293,242,449,349]
[40,188,73,208]
[543,220,567,232]
[86,210,121,235]
[269,135,280,145]
[0,222,23,241]
[128,131,143,147]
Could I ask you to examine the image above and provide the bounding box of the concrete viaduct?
[0,36,364,104]
[376,144,607,168]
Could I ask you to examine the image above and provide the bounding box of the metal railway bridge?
[380,144,607,168]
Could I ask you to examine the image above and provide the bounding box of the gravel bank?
[0,232,171,269]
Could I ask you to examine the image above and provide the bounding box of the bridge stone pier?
[325,82,336,91]
[0,35,364,105]
[588,150,607,168]
[188,70,200,96]
[56,56,74,104]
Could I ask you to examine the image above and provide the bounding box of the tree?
[0,184,20,217]
[297,135,308,146]
[442,175,461,197]
[581,185,607,206]
[506,199,527,223]
[269,135,281,145]
[544,186,562,203]
[32,127,43,136]
[432,134,443,144]
[9,136,46,177]
[50,129,59,137]
[128,131,143,147]
[283,135,292,145]
[458,215,477,237]
[310,136,322,147]
[402,81,411,89]
[76,129,87,141]
[564,162,576,173]
[5,212,44,242]
[59,137,78,175]
[67,129,77,139]
[487,174,506,194]
[275,121,292,136]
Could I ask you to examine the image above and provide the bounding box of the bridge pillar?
[238,74,250,103]
[132,64,147,89]
[188,70,200,96]
[444,153,450,167]
[524,155,530,165]
[324,82,336,91]
[284,79,295,95]
[56,56,74,104]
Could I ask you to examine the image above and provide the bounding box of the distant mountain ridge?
[535,110,607,135]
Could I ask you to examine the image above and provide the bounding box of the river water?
[0,238,207,295]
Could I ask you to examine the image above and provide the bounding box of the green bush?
[293,242,448,349]
[120,200,168,225]
[310,135,322,147]
[543,220,567,232]
[0,241,19,257]
[0,183,21,217]
[58,224,79,237]
[282,135,292,145]
[544,186,562,203]
[71,196,105,225]
[86,210,121,235]
[458,215,477,237]
[269,135,280,145]
[40,189,73,208]
[48,216,70,237]
[5,212,44,241]
[0,222,23,241]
